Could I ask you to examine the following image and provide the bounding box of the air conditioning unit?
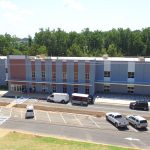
[138,57,145,61]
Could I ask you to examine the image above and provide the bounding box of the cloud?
[64,0,86,11]
[0,0,17,11]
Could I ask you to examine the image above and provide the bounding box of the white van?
[25,105,34,119]
[47,93,69,104]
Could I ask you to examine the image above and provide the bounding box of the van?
[25,105,34,119]
[47,93,69,104]
[71,93,89,106]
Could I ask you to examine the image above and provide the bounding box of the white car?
[106,112,128,128]
[25,105,34,119]
[126,115,148,129]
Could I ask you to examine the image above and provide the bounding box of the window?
[32,71,35,78]
[42,72,45,78]
[63,86,67,93]
[104,85,110,93]
[52,72,56,81]
[104,71,110,77]
[128,86,134,94]
[42,85,47,92]
[74,72,78,81]
[74,86,78,93]
[63,72,67,81]
[85,73,89,81]
[52,85,56,92]
[85,86,89,94]
[128,72,134,78]
[5,68,8,73]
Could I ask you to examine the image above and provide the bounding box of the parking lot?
[0,106,150,133]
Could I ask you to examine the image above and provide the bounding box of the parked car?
[25,105,34,119]
[129,100,149,111]
[47,93,69,104]
[106,112,128,128]
[126,115,148,129]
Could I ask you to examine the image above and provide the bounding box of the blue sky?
[0,0,150,38]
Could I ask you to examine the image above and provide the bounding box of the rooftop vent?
[138,57,145,61]
[103,54,108,59]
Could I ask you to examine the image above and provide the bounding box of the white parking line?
[9,108,13,117]
[89,116,100,128]
[47,112,51,123]
[34,110,37,120]
[74,114,83,126]
[60,113,67,124]
[128,125,138,132]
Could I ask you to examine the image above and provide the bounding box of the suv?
[126,115,148,129]
[129,101,149,111]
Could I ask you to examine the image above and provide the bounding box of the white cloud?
[64,0,86,11]
[0,0,17,11]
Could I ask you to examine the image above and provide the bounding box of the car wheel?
[61,100,65,104]
[115,123,118,128]
[106,116,108,121]
[132,106,135,110]
[134,124,137,129]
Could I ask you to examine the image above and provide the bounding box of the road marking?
[21,109,23,119]
[89,116,100,128]
[60,113,67,124]
[47,112,51,123]
[125,137,140,141]
[74,114,83,126]
[0,116,9,125]
[34,110,37,120]
[9,108,12,117]
[128,125,138,132]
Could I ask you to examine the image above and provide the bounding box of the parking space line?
[9,108,13,117]
[21,109,23,119]
[47,112,51,123]
[34,110,37,120]
[74,114,83,126]
[60,113,67,124]
[89,116,100,128]
[128,125,138,132]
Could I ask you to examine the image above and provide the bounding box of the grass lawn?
[0,131,136,150]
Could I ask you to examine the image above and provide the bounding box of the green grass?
[0,132,136,150]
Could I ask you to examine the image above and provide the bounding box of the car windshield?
[115,115,122,118]
[27,110,33,112]
[140,120,147,123]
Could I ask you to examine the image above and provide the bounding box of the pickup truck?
[106,112,128,128]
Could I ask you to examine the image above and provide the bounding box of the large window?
[63,86,67,93]
[85,86,89,94]
[104,71,110,77]
[74,85,78,93]
[85,73,89,82]
[52,72,56,81]
[128,72,134,78]
[104,85,110,93]
[127,86,134,94]
[52,85,56,92]
[32,71,35,78]
[42,71,45,78]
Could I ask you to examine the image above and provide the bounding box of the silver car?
[126,115,148,129]
[25,105,34,119]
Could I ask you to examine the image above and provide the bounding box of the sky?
[0,0,150,38]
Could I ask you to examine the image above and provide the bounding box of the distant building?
[7,55,150,95]
[0,56,7,86]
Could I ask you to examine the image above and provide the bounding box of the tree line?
[0,27,150,57]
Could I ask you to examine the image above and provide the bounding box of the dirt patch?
[14,104,105,117]
[0,102,10,106]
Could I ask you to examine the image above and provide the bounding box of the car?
[106,112,128,128]
[129,100,149,111]
[126,115,148,129]
[47,93,69,104]
[25,105,34,119]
